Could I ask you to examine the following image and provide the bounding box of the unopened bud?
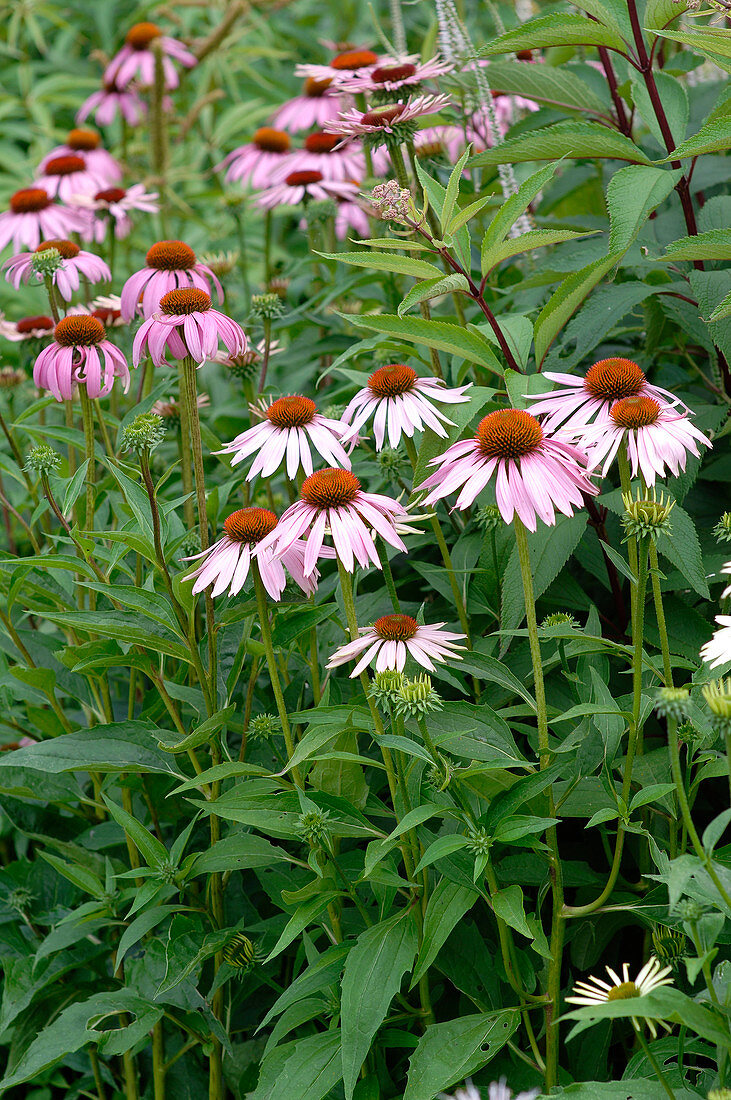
[120,412,165,454]
[31,247,63,278]
[305,198,337,226]
[622,488,675,542]
[394,673,442,718]
[369,669,407,709]
[702,678,731,735]
[247,713,280,741]
[652,925,686,964]
[712,512,731,544]
[26,444,61,475]
[296,808,330,845]
[654,686,690,723]
[475,504,503,532]
[250,293,285,321]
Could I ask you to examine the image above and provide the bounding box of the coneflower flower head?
[132,288,246,367]
[33,314,129,402]
[566,956,673,1038]
[121,240,223,320]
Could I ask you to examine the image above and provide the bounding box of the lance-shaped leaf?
[471,123,651,169]
[340,313,502,375]
[478,14,628,54]
[403,1011,520,1100]
[398,273,469,317]
[320,250,443,279]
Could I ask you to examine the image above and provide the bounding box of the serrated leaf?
[653,24,731,58]
[534,249,625,366]
[440,147,471,234]
[660,228,731,262]
[606,164,683,252]
[321,250,443,279]
[341,313,502,375]
[632,71,688,149]
[341,911,418,1099]
[397,273,469,317]
[478,14,626,54]
[250,1031,342,1100]
[483,59,608,115]
[482,229,595,275]
[481,162,560,266]
[660,114,731,161]
[471,122,650,168]
[0,722,179,775]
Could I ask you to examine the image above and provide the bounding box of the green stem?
[152,1019,166,1100]
[263,208,272,286]
[388,141,411,191]
[176,361,195,529]
[378,542,401,612]
[513,517,564,1092]
[634,1029,676,1100]
[79,386,96,536]
[151,39,169,237]
[252,562,302,787]
[89,1046,107,1100]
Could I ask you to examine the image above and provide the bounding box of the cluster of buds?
[120,412,165,454]
[369,669,407,709]
[621,487,675,542]
[425,750,455,792]
[25,444,61,476]
[370,179,413,224]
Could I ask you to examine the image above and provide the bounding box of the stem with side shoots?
[564,535,651,918]
[403,436,472,645]
[513,516,564,1092]
[252,562,303,788]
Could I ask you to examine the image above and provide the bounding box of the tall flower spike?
[421,408,598,530]
[217,395,351,480]
[133,288,246,367]
[258,468,408,576]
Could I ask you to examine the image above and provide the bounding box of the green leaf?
[341,911,418,1099]
[632,72,688,149]
[38,851,105,898]
[158,915,230,995]
[103,795,169,869]
[187,832,291,876]
[606,164,683,252]
[660,114,731,161]
[159,705,235,754]
[440,147,472,234]
[403,1011,519,1100]
[0,722,180,775]
[534,249,625,366]
[564,986,731,1048]
[652,25,731,58]
[414,834,471,873]
[483,59,609,115]
[116,905,180,968]
[340,313,503,375]
[61,459,90,517]
[250,1031,342,1100]
[398,273,469,317]
[321,250,443,279]
[413,159,471,271]
[710,288,731,322]
[33,609,193,662]
[470,123,650,169]
[478,14,627,54]
[644,0,690,33]
[481,162,560,265]
[265,891,342,961]
[444,193,493,237]
[411,881,478,988]
[482,228,595,275]
[660,228,731,262]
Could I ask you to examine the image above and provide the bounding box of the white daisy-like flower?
[566,957,673,1038]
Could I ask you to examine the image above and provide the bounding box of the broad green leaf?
[158,915,229,995]
[34,609,193,662]
[187,832,291,876]
[483,59,608,116]
[483,762,565,833]
[660,114,731,161]
[362,803,441,878]
[632,72,688,148]
[413,159,472,271]
[644,0,690,33]
[440,147,472,233]
[38,851,105,898]
[411,881,478,988]
[398,273,469,317]
[414,834,471,873]
[606,164,683,252]
[159,704,235,754]
[660,228,731,262]
[482,229,595,275]
[710,288,731,322]
[652,25,731,58]
[403,1011,519,1100]
[444,193,493,237]
[0,722,180,775]
[455,650,537,711]
[341,313,503,375]
[341,911,418,1099]
[481,161,560,264]
[321,250,443,280]
[471,123,650,168]
[61,459,90,517]
[103,795,169,869]
[550,1084,698,1099]
[250,1031,342,1100]
[257,944,350,1031]
[478,14,626,54]
[534,249,625,366]
[116,905,180,968]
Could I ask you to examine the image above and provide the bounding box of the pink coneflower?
[421,408,598,531]
[412,123,483,163]
[327,614,465,676]
[120,240,223,321]
[257,172,358,211]
[104,22,196,91]
[324,95,452,140]
[133,288,246,367]
[259,467,408,575]
[0,314,55,342]
[39,129,121,184]
[34,155,108,202]
[33,314,129,402]
[334,194,371,239]
[0,188,87,253]
[341,364,471,449]
[336,55,453,94]
[183,507,323,600]
[77,81,146,128]
[73,185,159,243]
[527,358,685,434]
[296,48,383,86]
[68,294,125,329]
[219,128,293,190]
[581,395,711,485]
[272,77,345,132]
[217,395,351,480]
[3,239,111,301]
[284,132,365,182]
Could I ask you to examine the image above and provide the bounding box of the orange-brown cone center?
[16,315,54,334]
[146,240,196,270]
[368,363,418,398]
[266,395,317,429]
[361,104,405,127]
[54,315,106,347]
[305,76,332,97]
[253,127,291,153]
[301,468,360,509]
[371,62,417,84]
[10,188,50,213]
[584,358,646,401]
[159,288,211,315]
[224,507,278,543]
[331,49,378,71]
[374,613,418,640]
[37,239,80,259]
[92,306,121,325]
[476,409,543,459]
[95,187,127,203]
[304,132,340,154]
[285,170,323,187]
[67,128,100,150]
[126,22,163,49]
[44,155,86,177]
[610,396,661,429]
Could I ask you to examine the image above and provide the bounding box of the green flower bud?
[26,444,61,475]
[250,293,285,321]
[394,673,443,718]
[296,808,330,845]
[542,612,578,629]
[675,898,706,922]
[621,487,675,542]
[31,247,63,278]
[369,670,407,710]
[305,198,337,226]
[120,412,165,454]
[466,827,491,856]
[475,504,503,532]
[702,678,731,737]
[654,686,690,723]
[248,713,280,742]
[712,512,731,544]
[651,925,686,964]
[378,447,407,477]
[223,931,263,975]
